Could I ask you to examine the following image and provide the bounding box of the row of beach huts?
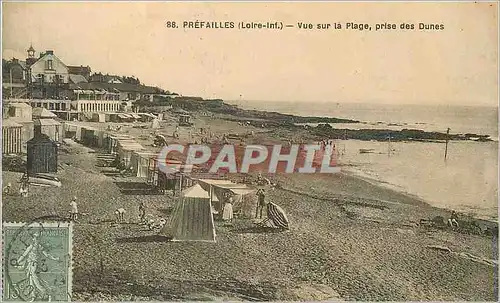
[64,123,158,176]
[63,123,201,195]
[64,123,258,218]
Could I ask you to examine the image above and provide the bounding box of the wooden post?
[444,128,451,161]
[388,133,392,157]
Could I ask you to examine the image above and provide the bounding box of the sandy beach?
[2,112,498,301]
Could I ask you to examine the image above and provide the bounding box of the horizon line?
[225,99,499,108]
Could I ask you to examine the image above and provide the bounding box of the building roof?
[140,113,157,118]
[4,59,27,70]
[34,118,61,126]
[70,82,160,94]
[69,74,88,84]
[32,108,58,119]
[34,51,67,70]
[134,151,158,158]
[8,117,33,124]
[197,179,256,195]
[27,133,56,144]
[2,119,23,128]
[9,102,32,109]
[174,109,190,115]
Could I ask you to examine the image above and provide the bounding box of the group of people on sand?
[219,185,289,231]
[67,197,166,229]
[448,210,460,228]
[3,173,30,198]
[220,188,265,224]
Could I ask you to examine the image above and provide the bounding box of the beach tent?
[159,184,216,242]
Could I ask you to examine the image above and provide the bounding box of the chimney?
[46,50,54,55]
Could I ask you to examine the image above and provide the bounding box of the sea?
[229,100,499,221]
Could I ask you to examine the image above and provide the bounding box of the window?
[46,60,53,70]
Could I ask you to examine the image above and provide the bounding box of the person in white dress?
[69,197,78,221]
[222,195,234,224]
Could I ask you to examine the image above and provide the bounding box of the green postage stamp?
[2,222,73,302]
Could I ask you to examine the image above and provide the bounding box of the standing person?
[19,180,29,197]
[256,188,266,219]
[222,194,234,224]
[138,201,146,223]
[69,197,78,221]
[19,173,29,197]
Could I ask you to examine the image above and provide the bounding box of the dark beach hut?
[27,126,58,174]
[81,127,98,147]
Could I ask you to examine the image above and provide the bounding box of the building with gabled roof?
[30,50,70,84]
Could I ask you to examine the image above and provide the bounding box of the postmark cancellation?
[2,222,73,302]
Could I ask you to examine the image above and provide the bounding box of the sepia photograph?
[1,1,498,301]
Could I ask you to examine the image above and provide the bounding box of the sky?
[2,1,498,106]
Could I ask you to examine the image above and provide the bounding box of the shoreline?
[341,168,498,224]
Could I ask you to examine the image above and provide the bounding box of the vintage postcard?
[1,1,498,301]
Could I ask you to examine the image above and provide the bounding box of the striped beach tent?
[266,202,290,230]
[159,184,216,242]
